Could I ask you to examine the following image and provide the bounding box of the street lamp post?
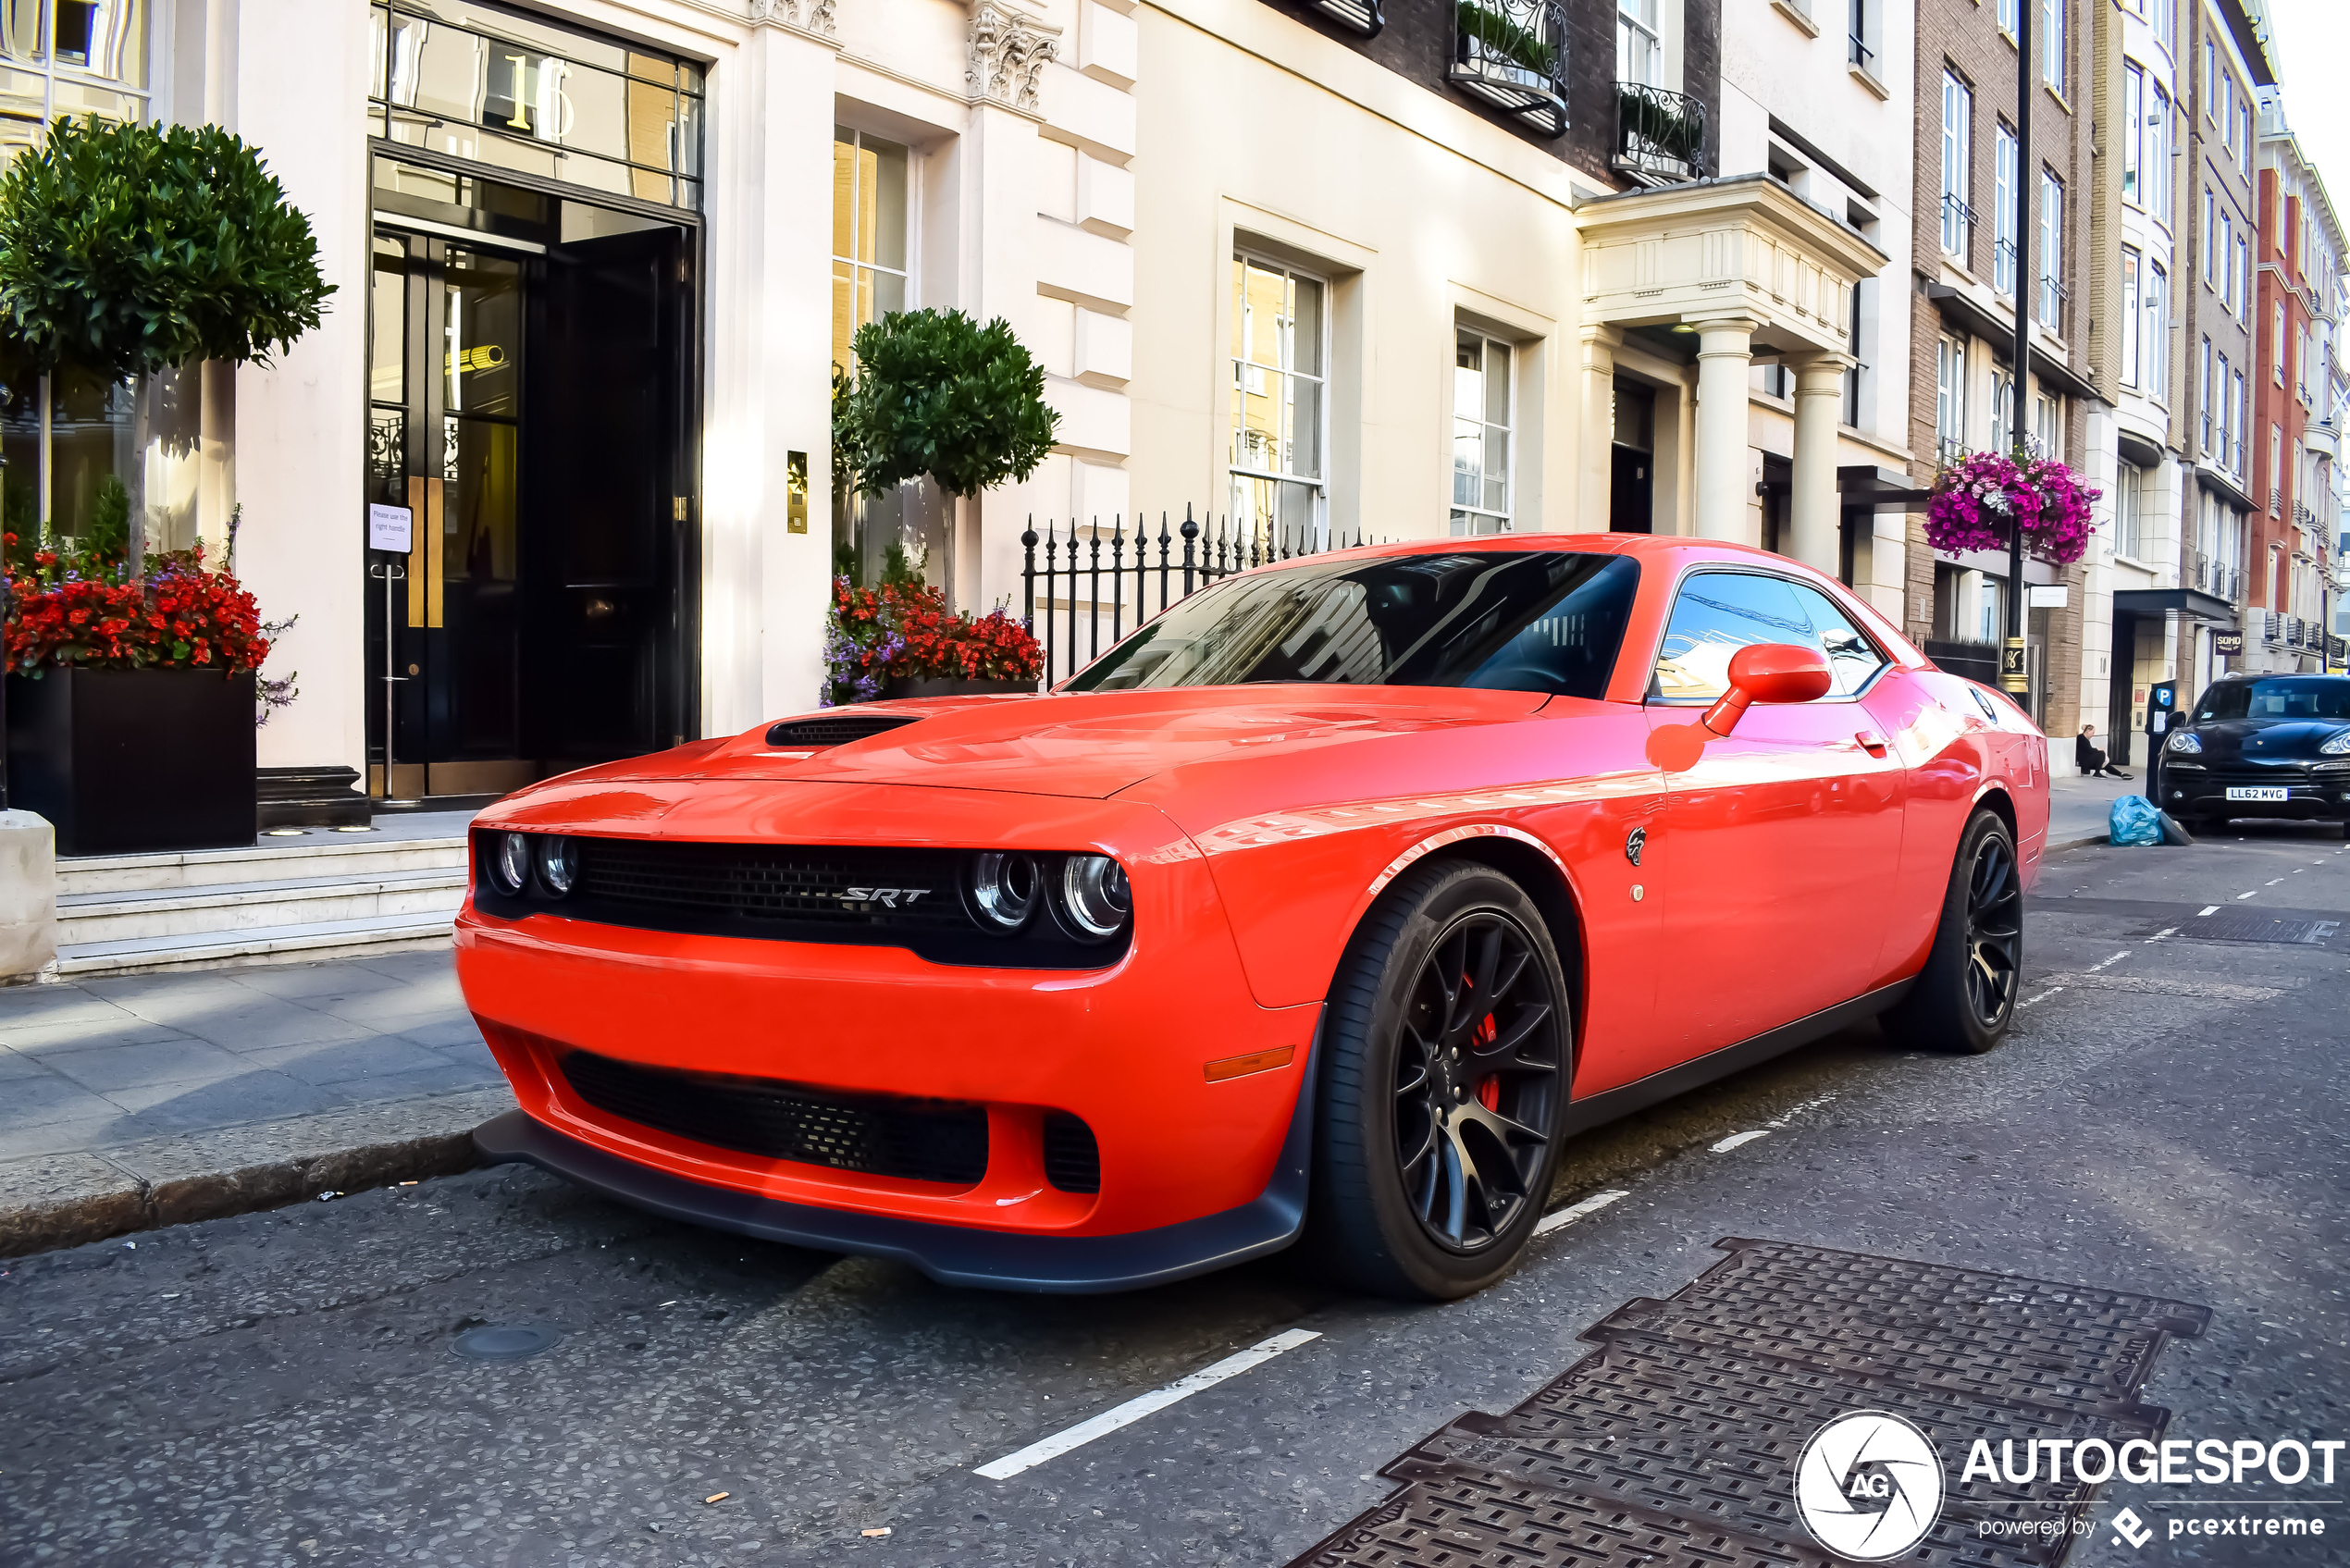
[2005,0,2034,701]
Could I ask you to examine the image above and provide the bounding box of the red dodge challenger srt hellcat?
[457,534,2048,1300]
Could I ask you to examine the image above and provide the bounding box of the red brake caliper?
[1472,1000,1500,1108]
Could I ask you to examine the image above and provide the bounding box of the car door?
[1636,569,1908,1072]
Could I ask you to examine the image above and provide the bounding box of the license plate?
[2226,786,2289,801]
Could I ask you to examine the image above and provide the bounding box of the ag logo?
[1792,1410,1945,1562]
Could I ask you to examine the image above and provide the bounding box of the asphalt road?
[4,821,2346,1567]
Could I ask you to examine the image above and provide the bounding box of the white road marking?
[2268,879,2285,886]
[2145,928,2176,942]
[1765,1094,1837,1130]
[973,1328,1322,1480]
[2019,987,2063,1008]
[2198,906,2220,917]
[2085,950,2134,971]
[1535,1189,1630,1236]
[2238,890,2260,900]
[1710,1130,1771,1153]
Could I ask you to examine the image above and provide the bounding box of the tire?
[1884,809,2022,1056]
[1305,860,1573,1300]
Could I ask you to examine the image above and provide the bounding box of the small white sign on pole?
[368,503,414,553]
[2026,586,2070,609]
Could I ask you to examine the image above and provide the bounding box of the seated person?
[2075,724,2129,779]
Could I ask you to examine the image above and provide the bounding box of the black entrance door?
[365,219,692,800]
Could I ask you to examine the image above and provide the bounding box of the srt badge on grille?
[839,886,933,911]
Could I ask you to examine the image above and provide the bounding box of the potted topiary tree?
[831,308,1058,700]
[0,115,330,855]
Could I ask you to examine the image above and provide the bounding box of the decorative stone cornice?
[968,0,1060,113]
[750,0,835,39]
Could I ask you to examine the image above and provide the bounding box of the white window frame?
[1228,252,1330,543]
[2200,336,2213,453]
[2122,63,2144,208]
[2147,81,2171,225]
[2146,259,2169,401]
[2121,247,2143,387]
[1617,0,1662,87]
[2039,170,2064,328]
[1994,122,2019,295]
[2275,300,2287,387]
[2043,0,2067,91]
[1450,325,1516,537]
[1936,336,1969,455]
[2116,461,2144,560]
[1941,71,1972,258]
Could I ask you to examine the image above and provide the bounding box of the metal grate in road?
[1287,1239,2208,1568]
[2163,913,2342,945]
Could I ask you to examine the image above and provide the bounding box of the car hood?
[2187,718,2350,762]
[547,687,1554,800]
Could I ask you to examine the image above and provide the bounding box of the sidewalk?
[2047,768,2142,846]
[0,949,512,1254]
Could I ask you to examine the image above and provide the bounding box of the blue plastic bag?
[2109,795,2162,846]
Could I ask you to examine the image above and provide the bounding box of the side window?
[1787,583,1889,697]
[1650,572,1812,701]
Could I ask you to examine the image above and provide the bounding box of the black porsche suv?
[2158,673,2350,833]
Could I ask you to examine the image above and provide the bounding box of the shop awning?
[2112,587,2238,625]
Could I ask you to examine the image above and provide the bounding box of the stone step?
[57,868,470,945]
[57,833,471,896]
[54,911,460,980]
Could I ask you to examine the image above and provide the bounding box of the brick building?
[1904,0,2096,734]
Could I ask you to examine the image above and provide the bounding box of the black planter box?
[884,676,1038,699]
[6,668,257,857]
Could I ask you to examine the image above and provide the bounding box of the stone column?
[1577,323,1624,532]
[1690,316,1761,542]
[1787,351,1856,574]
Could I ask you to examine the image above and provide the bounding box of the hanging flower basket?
[1923,449,2099,567]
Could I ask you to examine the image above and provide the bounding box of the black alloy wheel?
[1391,911,1561,1252]
[1308,860,1573,1300]
[1960,827,2022,1029]
[1885,808,2021,1055]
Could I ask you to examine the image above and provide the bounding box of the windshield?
[2194,677,2350,722]
[1063,551,1640,698]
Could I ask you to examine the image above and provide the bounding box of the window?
[2146,261,2168,401]
[2147,82,2171,223]
[2232,368,2247,470]
[1451,327,1514,536]
[2220,71,2234,154]
[2221,211,2237,310]
[1231,255,1327,542]
[2235,233,2250,320]
[2039,171,2064,327]
[2116,461,2144,558]
[2195,677,2350,722]
[1941,72,1973,256]
[1848,0,1872,72]
[1936,336,1968,453]
[831,129,909,378]
[1651,573,1815,702]
[2204,189,2216,282]
[2203,40,2214,121]
[1991,364,2013,447]
[2122,63,2144,205]
[1617,0,1661,86]
[1787,582,1889,696]
[2035,392,2060,461]
[1998,0,2018,36]
[1994,123,2019,293]
[2156,0,2175,56]
[2299,323,2311,404]
[2043,0,2066,91]
[2270,424,2282,512]
[2200,336,2213,452]
[0,0,155,547]
[1067,551,1641,698]
[2121,247,2143,386]
[2275,301,2287,386]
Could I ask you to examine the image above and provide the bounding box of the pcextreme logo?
[1793,1411,1947,1562]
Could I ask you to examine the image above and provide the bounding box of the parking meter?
[2146,681,2178,798]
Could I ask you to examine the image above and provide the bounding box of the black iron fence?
[1019,505,1369,686]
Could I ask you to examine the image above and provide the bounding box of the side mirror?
[1701,643,1834,736]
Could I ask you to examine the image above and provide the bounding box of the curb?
[0,1086,514,1258]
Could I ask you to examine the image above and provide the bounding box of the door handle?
[1856,730,1888,757]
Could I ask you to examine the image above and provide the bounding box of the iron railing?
[1019,506,1371,686]
[1614,81,1708,183]
[2182,545,2246,605]
[2037,276,2070,340]
[1298,0,1381,35]
[1993,237,2017,295]
[1449,0,1568,137]
[1940,193,1975,258]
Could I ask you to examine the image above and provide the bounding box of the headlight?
[537,835,577,897]
[489,832,531,895]
[2166,730,2203,754]
[966,851,1040,932]
[1058,854,1132,941]
[2322,730,2350,756]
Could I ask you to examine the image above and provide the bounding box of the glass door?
[366,228,531,800]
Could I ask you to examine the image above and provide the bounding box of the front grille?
[1042,1112,1101,1194]
[765,713,919,747]
[560,1050,989,1186]
[473,835,1130,969]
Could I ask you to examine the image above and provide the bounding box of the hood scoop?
[766,713,921,748]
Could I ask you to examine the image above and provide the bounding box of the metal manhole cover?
[2171,913,2341,945]
[1286,1240,2208,1568]
[450,1322,564,1361]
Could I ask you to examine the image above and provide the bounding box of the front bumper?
[474,1044,1316,1292]
[2162,768,2350,820]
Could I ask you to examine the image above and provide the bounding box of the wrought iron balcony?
[1614,81,1708,183]
[1450,0,1567,138]
[1939,193,1975,258]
